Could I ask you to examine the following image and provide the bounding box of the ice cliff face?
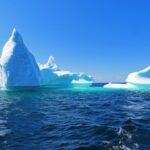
[0,28,40,87]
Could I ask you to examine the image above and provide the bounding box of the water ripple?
[0,89,149,149]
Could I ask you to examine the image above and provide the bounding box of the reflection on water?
[0,87,150,150]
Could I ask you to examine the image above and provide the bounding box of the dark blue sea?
[0,86,150,150]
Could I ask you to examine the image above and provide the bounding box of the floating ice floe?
[104,83,135,89]
[0,28,94,88]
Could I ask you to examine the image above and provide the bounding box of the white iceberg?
[126,66,150,85]
[0,28,40,87]
[0,28,94,88]
[104,66,150,90]
[39,57,94,87]
[104,83,135,89]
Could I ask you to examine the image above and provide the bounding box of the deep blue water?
[0,87,150,150]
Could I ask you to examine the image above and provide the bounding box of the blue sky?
[0,0,150,81]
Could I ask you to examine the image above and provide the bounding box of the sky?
[0,0,150,82]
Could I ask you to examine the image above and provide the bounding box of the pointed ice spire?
[12,28,17,34]
[47,56,55,66]
[38,56,58,71]
[9,28,23,44]
[0,28,40,87]
[46,56,58,70]
[1,28,24,65]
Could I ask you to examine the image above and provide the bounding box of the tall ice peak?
[0,28,40,87]
[9,28,23,44]
[1,28,24,65]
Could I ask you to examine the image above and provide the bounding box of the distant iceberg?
[104,83,135,89]
[0,29,94,88]
[104,66,150,90]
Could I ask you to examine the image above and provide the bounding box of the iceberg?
[104,66,150,90]
[104,83,135,89]
[0,28,94,88]
[54,71,94,87]
[126,66,150,85]
[125,66,150,89]
[0,28,40,87]
[39,57,94,87]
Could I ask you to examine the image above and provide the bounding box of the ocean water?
[0,86,150,150]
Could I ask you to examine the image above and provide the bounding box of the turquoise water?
[0,86,150,150]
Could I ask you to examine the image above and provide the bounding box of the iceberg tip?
[12,28,17,33]
[46,56,58,70]
[47,56,55,65]
[10,28,23,43]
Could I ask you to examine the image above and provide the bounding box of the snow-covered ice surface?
[0,28,40,87]
[0,28,94,88]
